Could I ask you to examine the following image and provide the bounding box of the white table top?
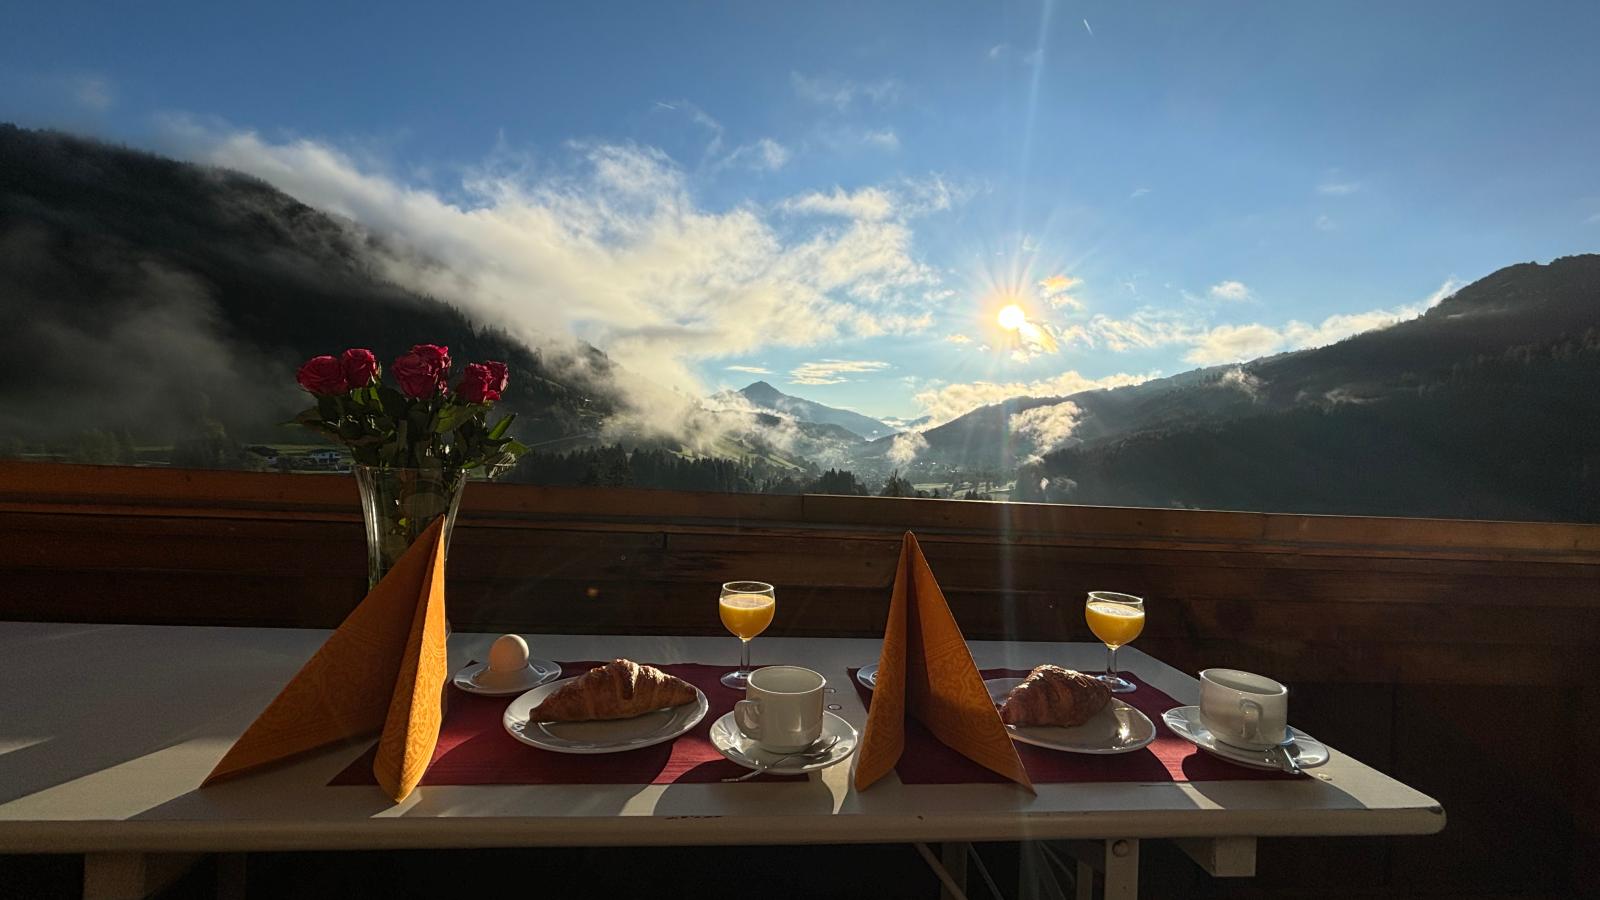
[0,622,1443,853]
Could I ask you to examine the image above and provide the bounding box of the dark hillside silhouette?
[0,124,616,451]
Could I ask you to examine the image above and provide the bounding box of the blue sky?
[4,1,1599,422]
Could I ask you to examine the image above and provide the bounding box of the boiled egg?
[487,634,530,673]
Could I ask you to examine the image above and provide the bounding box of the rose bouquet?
[293,344,527,586]
[293,344,526,472]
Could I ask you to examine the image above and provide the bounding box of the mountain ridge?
[716,380,894,440]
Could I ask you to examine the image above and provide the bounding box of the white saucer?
[1162,706,1329,771]
[984,677,1157,754]
[453,659,562,696]
[503,677,709,754]
[709,711,859,775]
[856,663,878,690]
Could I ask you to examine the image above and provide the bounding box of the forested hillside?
[1024,283,1600,521]
[0,125,616,458]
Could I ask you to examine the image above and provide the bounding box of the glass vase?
[353,464,466,590]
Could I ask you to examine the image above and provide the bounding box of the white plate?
[1162,706,1328,771]
[984,677,1157,754]
[502,677,709,754]
[452,659,562,696]
[709,711,859,775]
[856,663,878,690]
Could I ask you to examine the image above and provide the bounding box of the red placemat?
[330,661,803,786]
[850,668,1297,784]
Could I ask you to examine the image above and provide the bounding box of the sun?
[997,303,1028,331]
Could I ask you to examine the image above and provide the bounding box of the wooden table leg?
[1175,836,1257,877]
[82,852,201,900]
[1101,839,1138,900]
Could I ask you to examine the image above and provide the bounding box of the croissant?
[528,659,697,722]
[999,665,1110,727]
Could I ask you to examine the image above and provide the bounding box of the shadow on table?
[131,740,400,823]
[653,763,839,817]
[0,624,308,806]
[1180,755,1372,812]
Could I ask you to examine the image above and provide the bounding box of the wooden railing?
[2,460,1597,897]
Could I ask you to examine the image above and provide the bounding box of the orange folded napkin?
[203,516,450,802]
[855,532,1032,792]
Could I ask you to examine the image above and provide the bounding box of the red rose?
[484,361,509,394]
[410,344,451,371]
[456,362,504,404]
[392,343,451,398]
[393,351,442,399]
[296,355,349,395]
[340,348,379,387]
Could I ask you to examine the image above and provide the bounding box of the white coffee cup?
[733,666,825,753]
[1199,668,1289,750]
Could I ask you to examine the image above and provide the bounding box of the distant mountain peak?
[731,382,893,440]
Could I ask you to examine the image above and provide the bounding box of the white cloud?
[1219,366,1263,400]
[781,186,895,221]
[1420,277,1465,307]
[1317,181,1361,196]
[72,75,114,112]
[914,370,1155,425]
[886,431,928,466]
[779,177,961,225]
[1018,275,1462,370]
[1315,214,1336,231]
[1010,401,1083,452]
[723,137,789,171]
[1080,310,1195,352]
[862,129,900,152]
[1182,278,1466,364]
[790,72,902,110]
[1283,308,1419,349]
[1208,280,1251,301]
[789,359,891,386]
[987,43,1009,60]
[881,415,931,432]
[1183,323,1283,365]
[1130,187,1151,199]
[945,333,972,345]
[726,365,771,375]
[168,122,944,437]
[1039,274,1084,310]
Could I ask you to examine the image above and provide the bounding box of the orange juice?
[719,593,775,640]
[1086,599,1145,647]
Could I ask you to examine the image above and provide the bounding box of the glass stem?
[1106,644,1119,680]
[740,638,752,673]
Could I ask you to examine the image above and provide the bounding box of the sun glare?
[997,303,1028,331]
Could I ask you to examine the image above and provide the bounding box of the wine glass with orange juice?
[719,581,776,689]
[1085,591,1145,693]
